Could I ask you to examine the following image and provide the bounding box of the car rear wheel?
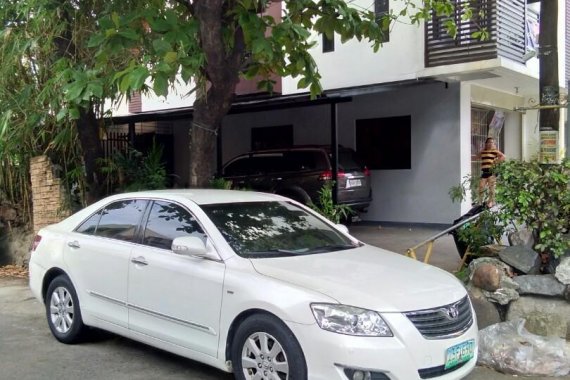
[45,275,86,344]
[232,314,307,380]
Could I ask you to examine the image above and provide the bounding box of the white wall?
[141,80,196,112]
[222,82,464,224]
[503,112,522,160]
[221,105,332,164]
[282,0,425,93]
[345,83,462,224]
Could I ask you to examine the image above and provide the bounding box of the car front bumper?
[287,311,478,380]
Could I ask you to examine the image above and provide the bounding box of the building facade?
[109,0,568,224]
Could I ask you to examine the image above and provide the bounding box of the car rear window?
[338,150,365,171]
[285,151,328,171]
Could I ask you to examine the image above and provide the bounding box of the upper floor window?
[322,33,335,53]
[375,0,390,43]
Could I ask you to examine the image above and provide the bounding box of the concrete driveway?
[1,276,567,380]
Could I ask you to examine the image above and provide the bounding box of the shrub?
[494,159,569,258]
[309,181,354,224]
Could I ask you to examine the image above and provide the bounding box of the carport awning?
[108,93,352,124]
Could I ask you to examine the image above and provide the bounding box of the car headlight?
[310,303,393,337]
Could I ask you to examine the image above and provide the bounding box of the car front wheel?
[232,314,307,380]
[45,275,86,344]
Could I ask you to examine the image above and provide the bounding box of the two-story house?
[109,0,568,224]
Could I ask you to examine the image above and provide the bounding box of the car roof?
[103,189,282,205]
[51,189,286,232]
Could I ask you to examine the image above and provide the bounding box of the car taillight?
[363,167,371,176]
[30,235,42,252]
[318,170,346,181]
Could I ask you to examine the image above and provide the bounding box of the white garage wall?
[340,83,462,224]
[222,82,464,224]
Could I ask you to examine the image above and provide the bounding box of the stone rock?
[467,287,501,329]
[564,286,570,302]
[468,257,519,305]
[514,274,566,297]
[468,257,513,277]
[508,228,536,249]
[500,276,520,290]
[483,287,519,305]
[507,296,570,339]
[499,245,541,274]
[472,264,501,291]
[478,244,506,257]
[554,256,570,285]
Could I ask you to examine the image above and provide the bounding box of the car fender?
[217,259,338,361]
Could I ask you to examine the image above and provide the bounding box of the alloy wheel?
[49,286,75,334]
[241,332,289,380]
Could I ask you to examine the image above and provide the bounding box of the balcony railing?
[425,0,531,67]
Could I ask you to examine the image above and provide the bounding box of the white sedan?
[29,190,478,380]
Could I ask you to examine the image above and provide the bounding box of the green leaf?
[129,67,149,90]
[118,29,139,41]
[65,82,85,102]
[69,107,80,120]
[112,12,120,28]
[164,51,178,64]
[56,108,67,122]
[153,73,169,97]
[152,38,171,54]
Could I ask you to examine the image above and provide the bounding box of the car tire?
[45,275,86,344]
[232,314,307,380]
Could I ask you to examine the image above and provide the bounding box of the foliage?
[1,0,477,224]
[455,209,504,254]
[101,142,167,192]
[309,181,353,224]
[494,159,570,258]
[449,159,570,259]
[209,178,233,190]
[448,174,478,204]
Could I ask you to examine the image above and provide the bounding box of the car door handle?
[67,241,80,249]
[131,256,148,266]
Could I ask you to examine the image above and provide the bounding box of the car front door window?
[142,201,205,250]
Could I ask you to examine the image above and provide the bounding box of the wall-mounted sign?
[540,130,559,163]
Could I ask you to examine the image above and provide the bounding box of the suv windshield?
[200,201,358,257]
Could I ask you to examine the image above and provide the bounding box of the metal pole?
[330,102,339,204]
[567,80,569,159]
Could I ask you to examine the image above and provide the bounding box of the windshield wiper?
[305,244,359,253]
[246,248,309,257]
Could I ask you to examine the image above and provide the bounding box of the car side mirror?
[171,236,209,258]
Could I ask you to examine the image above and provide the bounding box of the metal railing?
[406,212,483,268]
[425,0,527,67]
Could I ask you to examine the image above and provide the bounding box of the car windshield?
[200,201,359,258]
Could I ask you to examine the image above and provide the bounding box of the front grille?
[404,296,473,339]
[418,361,468,379]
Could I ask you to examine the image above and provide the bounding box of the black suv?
[221,146,372,211]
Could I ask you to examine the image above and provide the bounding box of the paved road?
[0,277,567,380]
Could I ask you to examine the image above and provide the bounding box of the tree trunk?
[538,0,560,162]
[190,1,243,187]
[77,106,105,203]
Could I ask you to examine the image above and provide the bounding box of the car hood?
[250,245,466,312]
